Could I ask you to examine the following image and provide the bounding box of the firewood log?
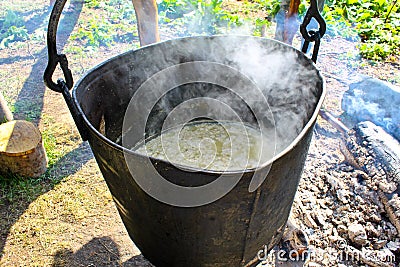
[0,120,47,177]
[345,121,400,236]
[319,110,400,235]
[346,121,400,187]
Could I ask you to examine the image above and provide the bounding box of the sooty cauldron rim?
[72,35,326,174]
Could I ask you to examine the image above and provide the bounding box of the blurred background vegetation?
[0,0,399,60]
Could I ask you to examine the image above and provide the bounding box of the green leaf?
[376,0,387,7]
[346,0,359,5]
[357,12,371,21]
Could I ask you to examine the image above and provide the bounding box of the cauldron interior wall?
[76,36,322,151]
[144,82,259,140]
[72,36,324,266]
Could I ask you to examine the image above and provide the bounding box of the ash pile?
[269,76,400,267]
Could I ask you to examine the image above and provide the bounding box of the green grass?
[69,0,139,49]
[0,114,79,206]
[42,127,64,168]
[0,175,49,204]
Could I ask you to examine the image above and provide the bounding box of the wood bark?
[319,111,400,180]
[345,121,400,185]
[345,121,400,236]
[0,120,47,177]
[275,0,300,44]
[131,0,160,46]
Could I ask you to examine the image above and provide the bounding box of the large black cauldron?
[44,2,325,266]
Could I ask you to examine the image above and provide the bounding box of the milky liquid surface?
[134,122,275,171]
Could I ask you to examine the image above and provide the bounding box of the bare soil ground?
[0,1,399,266]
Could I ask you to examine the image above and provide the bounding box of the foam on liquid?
[134,122,275,171]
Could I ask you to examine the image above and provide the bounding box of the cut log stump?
[0,120,47,177]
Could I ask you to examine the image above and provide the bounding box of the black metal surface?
[85,119,315,266]
[60,81,89,141]
[69,36,325,266]
[43,0,73,92]
[43,2,325,265]
[300,0,326,62]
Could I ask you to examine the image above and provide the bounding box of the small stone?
[337,189,349,204]
[386,241,400,252]
[354,195,365,205]
[318,200,327,209]
[332,228,338,237]
[379,181,397,194]
[328,176,344,191]
[315,214,327,227]
[373,240,387,250]
[307,262,322,267]
[337,204,351,212]
[328,235,339,244]
[324,197,334,207]
[388,194,400,218]
[353,236,369,247]
[365,222,381,238]
[340,165,354,172]
[384,222,398,239]
[317,179,325,190]
[304,212,318,228]
[331,218,341,226]
[324,227,333,236]
[309,184,319,192]
[337,225,347,235]
[367,213,381,223]
[322,207,333,218]
[348,223,368,246]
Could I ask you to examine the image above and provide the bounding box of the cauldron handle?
[43,0,89,141]
[300,0,326,63]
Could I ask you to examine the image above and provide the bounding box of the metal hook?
[43,0,88,141]
[300,0,326,63]
[43,0,73,93]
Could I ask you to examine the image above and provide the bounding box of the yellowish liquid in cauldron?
[134,122,274,171]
